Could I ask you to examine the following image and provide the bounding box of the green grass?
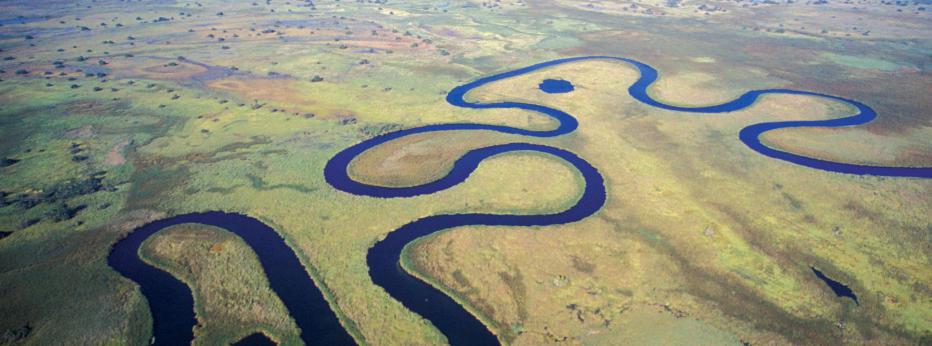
[139,224,303,345]
[0,0,929,345]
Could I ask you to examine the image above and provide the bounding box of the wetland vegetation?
[0,0,929,345]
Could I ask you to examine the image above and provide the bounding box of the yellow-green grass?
[405,59,931,344]
[349,131,523,188]
[0,1,930,345]
[139,223,302,345]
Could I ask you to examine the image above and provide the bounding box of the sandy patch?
[105,139,131,166]
[109,56,209,81]
[64,125,95,139]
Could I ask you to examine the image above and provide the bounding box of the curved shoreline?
[107,212,354,345]
[108,55,930,346]
[329,55,931,345]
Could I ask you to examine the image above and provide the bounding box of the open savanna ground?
[407,59,930,344]
[0,0,929,345]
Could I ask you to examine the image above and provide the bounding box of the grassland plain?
[0,0,929,345]
[408,60,931,344]
[139,223,302,345]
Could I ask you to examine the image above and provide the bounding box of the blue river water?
[107,212,353,345]
[539,79,575,93]
[109,56,929,346]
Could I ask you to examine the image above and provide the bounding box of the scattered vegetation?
[0,0,928,345]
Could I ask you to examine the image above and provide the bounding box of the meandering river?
[108,56,930,346]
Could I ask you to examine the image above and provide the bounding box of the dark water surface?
[539,78,575,93]
[811,267,859,305]
[107,212,353,345]
[110,56,927,346]
[232,332,277,346]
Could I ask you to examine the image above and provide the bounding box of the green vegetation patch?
[821,53,902,72]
